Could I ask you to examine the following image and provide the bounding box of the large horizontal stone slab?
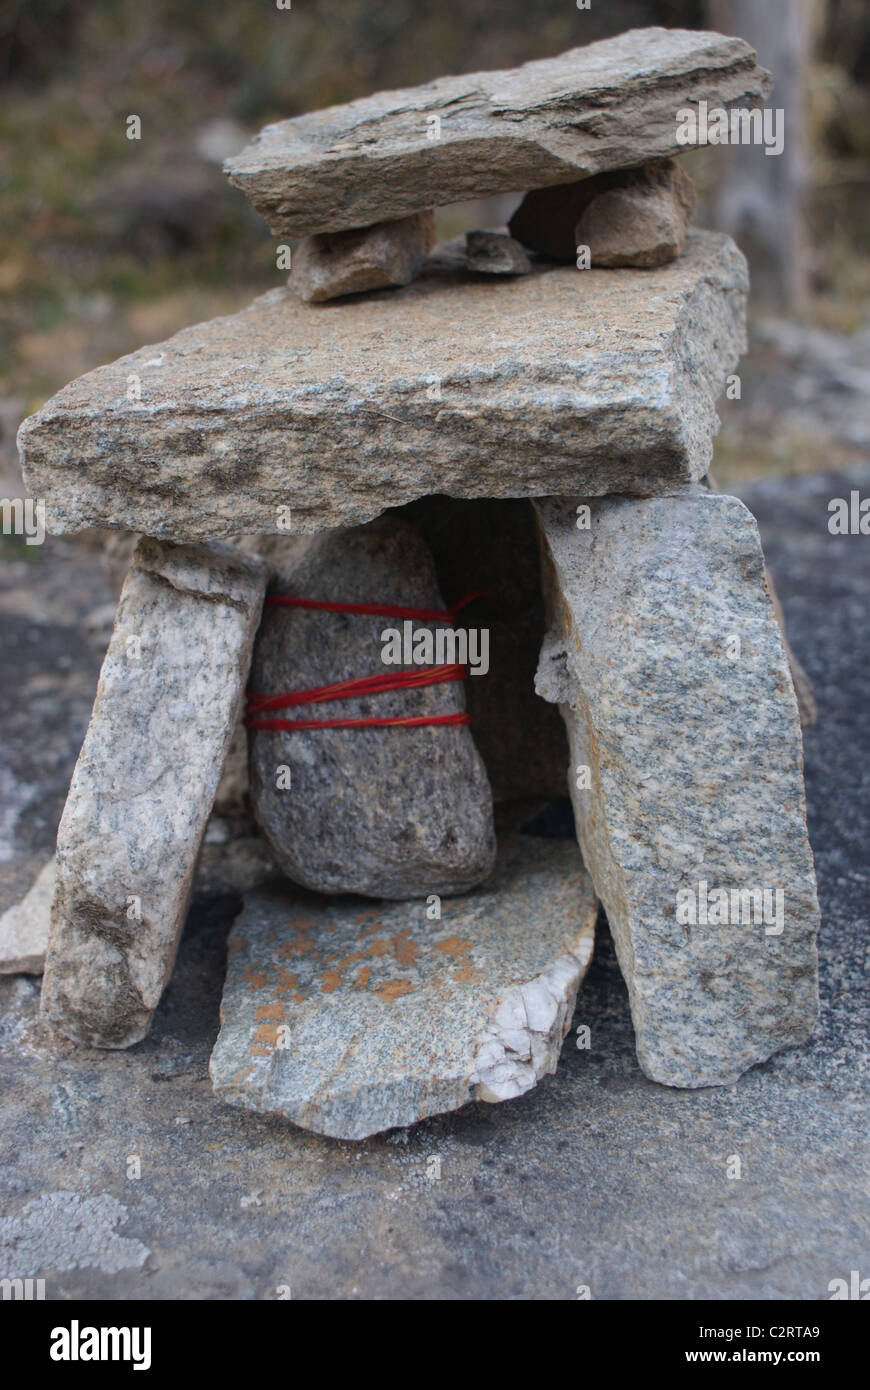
[534,490,820,1088]
[19,231,747,541]
[41,538,267,1048]
[210,835,598,1139]
[224,28,770,238]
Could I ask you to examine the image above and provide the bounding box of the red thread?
[246,664,467,717]
[248,712,471,732]
[247,591,485,732]
[264,589,485,624]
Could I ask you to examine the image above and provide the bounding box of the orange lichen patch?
[375,937,397,959]
[376,977,416,1002]
[252,1021,278,1046]
[231,1066,255,1086]
[392,929,419,968]
[359,937,391,959]
[291,910,318,933]
[358,919,388,938]
[228,937,247,957]
[353,965,372,990]
[254,1002,284,1022]
[319,969,342,994]
[272,967,300,996]
[454,958,477,984]
[434,935,478,984]
[243,965,268,990]
[248,1044,274,1057]
[324,936,393,981]
[274,912,319,957]
[434,936,474,959]
[355,905,384,928]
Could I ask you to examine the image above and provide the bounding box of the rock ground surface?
[18,232,747,540]
[0,471,866,1298]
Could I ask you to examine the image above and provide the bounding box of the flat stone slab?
[0,859,54,974]
[19,231,747,541]
[41,538,267,1048]
[534,490,820,1088]
[210,835,598,1139]
[224,28,770,238]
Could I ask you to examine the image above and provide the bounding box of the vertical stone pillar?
[41,538,267,1047]
[535,490,819,1086]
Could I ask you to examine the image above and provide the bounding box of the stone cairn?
[9,27,820,1141]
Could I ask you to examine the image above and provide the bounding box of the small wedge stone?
[0,859,55,975]
[464,230,531,276]
[509,159,697,265]
[291,211,435,303]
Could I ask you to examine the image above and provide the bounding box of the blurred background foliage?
[0,0,868,482]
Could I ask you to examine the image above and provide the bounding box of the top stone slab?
[225,28,771,238]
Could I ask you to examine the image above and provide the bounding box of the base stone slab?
[210,834,598,1140]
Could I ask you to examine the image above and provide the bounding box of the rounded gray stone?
[248,514,496,899]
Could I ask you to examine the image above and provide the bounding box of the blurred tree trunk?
[707,0,812,309]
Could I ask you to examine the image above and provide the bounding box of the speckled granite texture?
[535,489,820,1088]
[249,513,495,898]
[18,232,747,540]
[210,834,597,1139]
[40,538,267,1049]
[225,28,769,237]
